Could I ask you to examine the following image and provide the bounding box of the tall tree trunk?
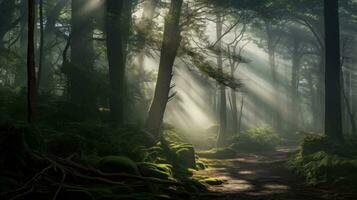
[230,66,238,134]
[290,38,301,132]
[69,0,95,105]
[307,69,317,130]
[324,0,343,140]
[238,97,244,134]
[145,0,183,136]
[106,0,126,124]
[216,15,227,147]
[37,0,44,91]
[27,0,36,123]
[264,20,282,133]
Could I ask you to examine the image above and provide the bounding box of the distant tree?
[27,0,36,123]
[324,0,343,140]
[215,14,227,147]
[146,0,184,136]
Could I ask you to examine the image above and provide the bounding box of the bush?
[288,134,357,185]
[229,126,280,152]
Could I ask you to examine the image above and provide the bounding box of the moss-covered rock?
[176,147,196,168]
[200,177,224,185]
[98,156,139,175]
[161,131,197,168]
[195,159,207,170]
[138,162,173,179]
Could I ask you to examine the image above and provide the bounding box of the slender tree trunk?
[238,97,244,133]
[37,0,44,91]
[106,0,126,124]
[342,69,356,134]
[291,38,301,132]
[307,69,317,130]
[70,0,95,105]
[264,20,282,133]
[145,0,183,136]
[324,0,343,140]
[216,15,227,147]
[230,66,238,133]
[27,0,36,123]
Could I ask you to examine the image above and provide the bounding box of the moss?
[176,147,196,168]
[98,156,139,175]
[195,159,207,170]
[200,177,224,185]
[138,162,173,179]
[288,137,357,186]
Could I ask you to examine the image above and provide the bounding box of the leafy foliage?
[229,126,280,152]
[288,134,357,185]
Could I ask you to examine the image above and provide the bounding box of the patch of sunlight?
[239,170,256,175]
[263,183,290,191]
[165,65,216,131]
[81,0,102,13]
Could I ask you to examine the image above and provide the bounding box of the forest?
[0,0,357,199]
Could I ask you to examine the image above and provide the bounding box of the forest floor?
[195,147,357,200]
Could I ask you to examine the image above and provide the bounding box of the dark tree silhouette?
[146,0,183,136]
[27,0,36,123]
[324,0,343,140]
[106,0,126,124]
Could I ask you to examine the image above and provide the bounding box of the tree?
[27,0,36,123]
[38,0,67,91]
[324,0,343,140]
[106,0,126,124]
[69,0,96,106]
[215,14,227,147]
[145,0,184,136]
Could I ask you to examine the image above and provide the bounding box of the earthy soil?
[195,148,357,200]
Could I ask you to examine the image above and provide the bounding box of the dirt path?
[195,148,355,200]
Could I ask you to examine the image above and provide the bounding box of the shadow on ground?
[195,148,357,200]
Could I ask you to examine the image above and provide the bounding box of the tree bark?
[145,0,183,136]
[69,0,95,105]
[106,0,126,124]
[216,15,227,147]
[324,0,343,140]
[27,0,36,123]
[37,0,44,91]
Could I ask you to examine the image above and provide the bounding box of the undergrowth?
[288,133,357,186]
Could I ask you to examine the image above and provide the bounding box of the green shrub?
[229,126,280,152]
[288,134,357,185]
